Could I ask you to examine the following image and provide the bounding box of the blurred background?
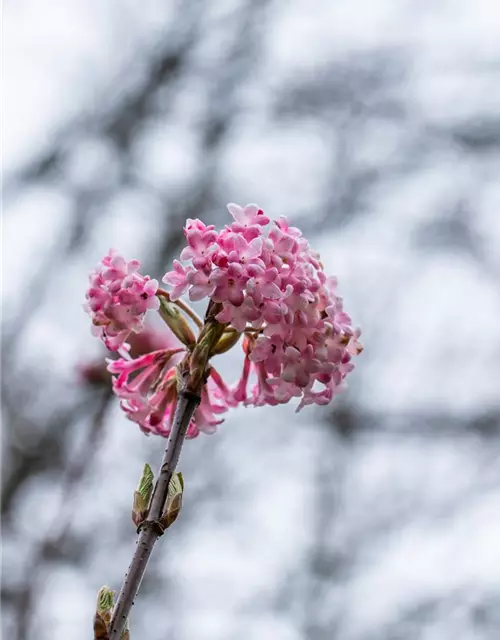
[3,1,500,638]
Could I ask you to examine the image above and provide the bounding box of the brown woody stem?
[107,385,200,640]
[107,310,225,639]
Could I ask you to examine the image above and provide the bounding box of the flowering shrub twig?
[86,203,363,638]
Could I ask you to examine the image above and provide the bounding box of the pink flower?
[265,226,298,268]
[326,303,353,335]
[227,203,270,231]
[85,250,159,351]
[184,218,216,234]
[249,335,284,376]
[275,216,302,238]
[226,234,264,265]
[211,263,248,306]
[160,202,362,411]
[347,328,364,356]
[249,362,282,407]
[180,221,219,270]
[297,385,334,412]
[231,355,251,404]
[187,269,215,301]
[281,345,321,387]
[216,297,261,332]
[245,264,282,304]
[108,350,232,438]
[162,260,194,301]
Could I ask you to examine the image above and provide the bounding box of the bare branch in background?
[3,387,113,640]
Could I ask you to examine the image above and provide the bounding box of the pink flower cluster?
[164,204,362,411]
[85,204,362,440]
[85,250,159,351]
[107,351,232,438]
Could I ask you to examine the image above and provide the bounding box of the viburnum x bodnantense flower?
[85,250,159,352]
[85,203,362,438]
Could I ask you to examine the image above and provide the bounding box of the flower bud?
[132,463,154,528]
[94,586,114,639]
[158,296,196,348]
[212,329,241,355]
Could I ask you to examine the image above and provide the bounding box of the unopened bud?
[212,329,241,355]
[242,335,253,355]
[160,472,184,529]
[132,463,154,528]
[97,585,114,615]
[94,586,114,639]
[121,619,130,640]
[158,296,196,348]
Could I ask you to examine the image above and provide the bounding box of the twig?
[107,386,200,640]
[107,306,224,638]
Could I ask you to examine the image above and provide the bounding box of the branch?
[107,386,200,640]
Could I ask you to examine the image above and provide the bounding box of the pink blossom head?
[163,203,362,411]
[85,250,159,352]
